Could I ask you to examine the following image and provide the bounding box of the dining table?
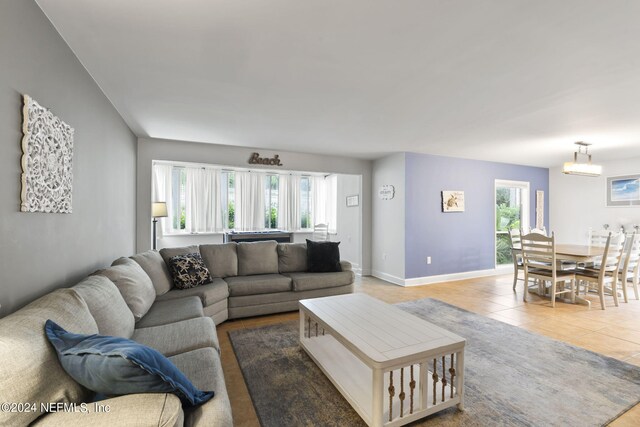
[554,244,606,308]
[513,243,606,307]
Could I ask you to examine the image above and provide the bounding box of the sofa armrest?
[31,393,183,427]
[340,260,353,271]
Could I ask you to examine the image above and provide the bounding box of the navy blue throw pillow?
[306,239,342,273]
[45,320,214,407]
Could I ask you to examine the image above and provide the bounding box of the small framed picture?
[606,174,640,207]
[442,190,465,212]
[346,195,359,207]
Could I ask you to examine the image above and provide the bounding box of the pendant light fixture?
[562,142,602,177]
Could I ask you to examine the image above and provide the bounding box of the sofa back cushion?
[237,241,279,276]
[130,250,174,296]
[97,258,156,322]
[73,275,135,338]
[0,289,98,426]
[159,245,200,266]
[277,243,308,273]
[200,243,238,278]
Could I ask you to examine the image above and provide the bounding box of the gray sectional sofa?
[0,240,354,426]
[155,241,355,322]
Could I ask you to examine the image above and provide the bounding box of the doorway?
[495,180,530,267]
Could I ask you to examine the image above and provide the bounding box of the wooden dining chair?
[589,229,611,247]
[508,228,524,291]
[521,232,576,307]
[529,226,547,236]
[575,232,625,310]
[312,223,329,241]
[619,232,640,302]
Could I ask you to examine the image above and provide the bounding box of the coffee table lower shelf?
[300,332,463,427]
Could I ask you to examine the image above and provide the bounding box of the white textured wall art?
[21,95,74,213]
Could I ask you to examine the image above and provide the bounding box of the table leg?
[456,351,465,411]
[299,309,306,341]
[372,368,384,427]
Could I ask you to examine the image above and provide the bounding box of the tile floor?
[217,274,640,426]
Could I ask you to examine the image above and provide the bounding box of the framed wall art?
[606,174,640,207]
[346,194,359,207]
[442,190,464,212]
[21,94,74,213]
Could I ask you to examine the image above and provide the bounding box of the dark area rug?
[228,298,640,426]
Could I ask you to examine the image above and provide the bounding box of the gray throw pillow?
[97,258,156,322]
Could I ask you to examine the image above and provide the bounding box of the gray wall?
[0,1,137,315]
[371,153,406,283]
[137,137,373,274]
[335,174,362,270]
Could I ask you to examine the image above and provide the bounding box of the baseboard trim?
[372,265,512,287]
[370,270,405,286]
[404,266,512,286]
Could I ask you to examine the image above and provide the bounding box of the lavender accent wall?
[405,152,549,279]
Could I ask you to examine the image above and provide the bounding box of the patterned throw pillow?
[167,253,213,289]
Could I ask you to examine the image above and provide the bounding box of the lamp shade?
[151,202,168,218]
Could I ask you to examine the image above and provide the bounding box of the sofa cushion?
[32,393,184,427]
[136,297,204,329]
[45,320,214,408]
[306,239,342,273]
[97,258,156,322]
[277,243,308,273]
[132,317,220,356]
[155,278,229,307]
[284,271,355,292]
[73,275,135,338]
[130,250,174,296]
[160,245,200,265]
[200,243,238,278]
[169,348,233,427]
[0,289,98,426]
[237,241,279,276]
[167,253,213,290]
[225,274,292,297]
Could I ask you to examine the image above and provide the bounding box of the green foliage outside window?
[228,202,235,230]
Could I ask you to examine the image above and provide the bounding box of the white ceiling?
[37,0,640,167]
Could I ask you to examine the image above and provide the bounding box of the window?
[221,171,235,229]
[171,167,186,230]
[265,175,279,229]
[300,176,311,229]
[154,162,333,234]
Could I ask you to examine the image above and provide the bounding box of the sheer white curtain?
[325,175,337,233]
[277,174,300,231]
[235,171,265,231]
[184,167,222,233]
[312,176,327,226]
[311,175,337,233]
[152,163,173,236]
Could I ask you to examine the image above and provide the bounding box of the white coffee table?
[299,294,465,427]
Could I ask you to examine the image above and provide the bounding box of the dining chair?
[619,232,640,302]
[521,231,575,307]
[589,229,611,247]
[575,232,625,310]
[507,228,523,291]
[312,223,329,241]
[529,226,547,236]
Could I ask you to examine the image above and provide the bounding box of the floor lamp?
[151,202,168,250]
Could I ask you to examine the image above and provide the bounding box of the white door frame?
[494,179,530,268]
